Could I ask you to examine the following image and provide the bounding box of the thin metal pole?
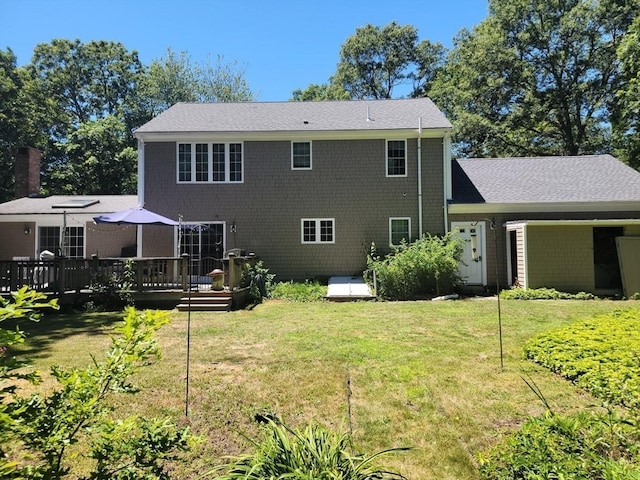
[183,250,191,417]
[492,219,504,370]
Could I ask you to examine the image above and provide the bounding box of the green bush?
[90,258,136,310]
[210,418,409,479]
[500,287,597,300]
[478,410,640,479]
[479,307,640,478]
[366,233,463,300]
[0,288,193,479]
[523,307,640,408]
[271,280,327,302]
[240,260,276,304]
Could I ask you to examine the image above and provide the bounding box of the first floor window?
[178,142,243,183]
[301,218,335,244]
[292,141,312,169]
[389,217,410,245]
[38,226,84,258]
[387,140,407,177]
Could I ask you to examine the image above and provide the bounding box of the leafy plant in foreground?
[210,418,409,479]
[1,288,193,479]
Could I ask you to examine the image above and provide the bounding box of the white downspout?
[443,132,451,234]
[137,137,144,258]
[417,117,423,237]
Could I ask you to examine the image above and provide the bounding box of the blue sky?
[0,0,489,101]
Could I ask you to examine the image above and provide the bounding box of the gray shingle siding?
[143,137,445,279]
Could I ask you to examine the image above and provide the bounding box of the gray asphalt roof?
[452,155,640,203]
[0,195,138,215]
[134,98,452,134]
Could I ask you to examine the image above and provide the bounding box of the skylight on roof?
[51,199,100,209]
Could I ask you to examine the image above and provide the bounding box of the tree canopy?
[293,3,639,167]
[430,0,636,159]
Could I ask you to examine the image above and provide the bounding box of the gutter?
[417,117,423,236]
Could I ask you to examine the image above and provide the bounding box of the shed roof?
[134,98,451,136]
[451,155,640,204]
[0,195,138,216]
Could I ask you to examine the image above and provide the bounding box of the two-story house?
[133,98,453,280]
[134,98,640,296]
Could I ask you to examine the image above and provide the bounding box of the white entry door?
[452,222,486,285]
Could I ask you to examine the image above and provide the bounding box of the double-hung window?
[389,217,411,246]
[178,142,243,183]
[386,140,407,177]
[292,141,312,170]
[301,218,335,244]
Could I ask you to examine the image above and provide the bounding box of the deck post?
[57,258,66,294]
[227,252,236,290]
[9,262,18,291]
[136,259,144,292]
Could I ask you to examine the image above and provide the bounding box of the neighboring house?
[133,98,453,279]
[448,155,640,296]
[0,194,139,260]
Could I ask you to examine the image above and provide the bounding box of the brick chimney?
[14,147,41,198]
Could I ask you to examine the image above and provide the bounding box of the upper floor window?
[386,140,406,177]
[178,142,243,183]
[292,141,312,170]
[301,218,335,244]
[389,217,410,245]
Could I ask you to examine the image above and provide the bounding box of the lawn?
[12,298,634,479]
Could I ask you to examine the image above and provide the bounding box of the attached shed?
[448,154,640,296]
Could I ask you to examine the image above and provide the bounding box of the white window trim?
[389,217,411,245]
[386,139,407,177]
[301,218,335,244]
[176,142,244,184]
[291,141,312,170]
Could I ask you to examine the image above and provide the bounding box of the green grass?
[10,298,635,479]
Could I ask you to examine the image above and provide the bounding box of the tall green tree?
[29,39,142,131]
[291,82,350,101]
[615,13,640,169]
[430,0,636,159]
[136,49,255,120]
[47,115,137,195]
[0,49,52,202]
[28,39,142,194]
[299,22,445,100]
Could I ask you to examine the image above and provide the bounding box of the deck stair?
[176,290,232,312]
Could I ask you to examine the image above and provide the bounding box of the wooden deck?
[1,254,255,310]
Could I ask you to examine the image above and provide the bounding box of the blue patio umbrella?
[93,207,179,226]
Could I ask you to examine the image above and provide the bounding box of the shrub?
[500,287,597,300]
[271,280,327,302]
[478,409,640,479]
[0,288,193,479]
[211,418,409,479]
[479,307,640,477]
[366,233,463,300]
[523,307,640,408]
[240,260,276,304]
[90,258,136,310]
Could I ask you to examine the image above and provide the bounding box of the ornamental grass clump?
[211,418,409,479]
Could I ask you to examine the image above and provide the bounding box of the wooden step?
[176,291,232,312]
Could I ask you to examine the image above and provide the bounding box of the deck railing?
[0,256,189,294]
